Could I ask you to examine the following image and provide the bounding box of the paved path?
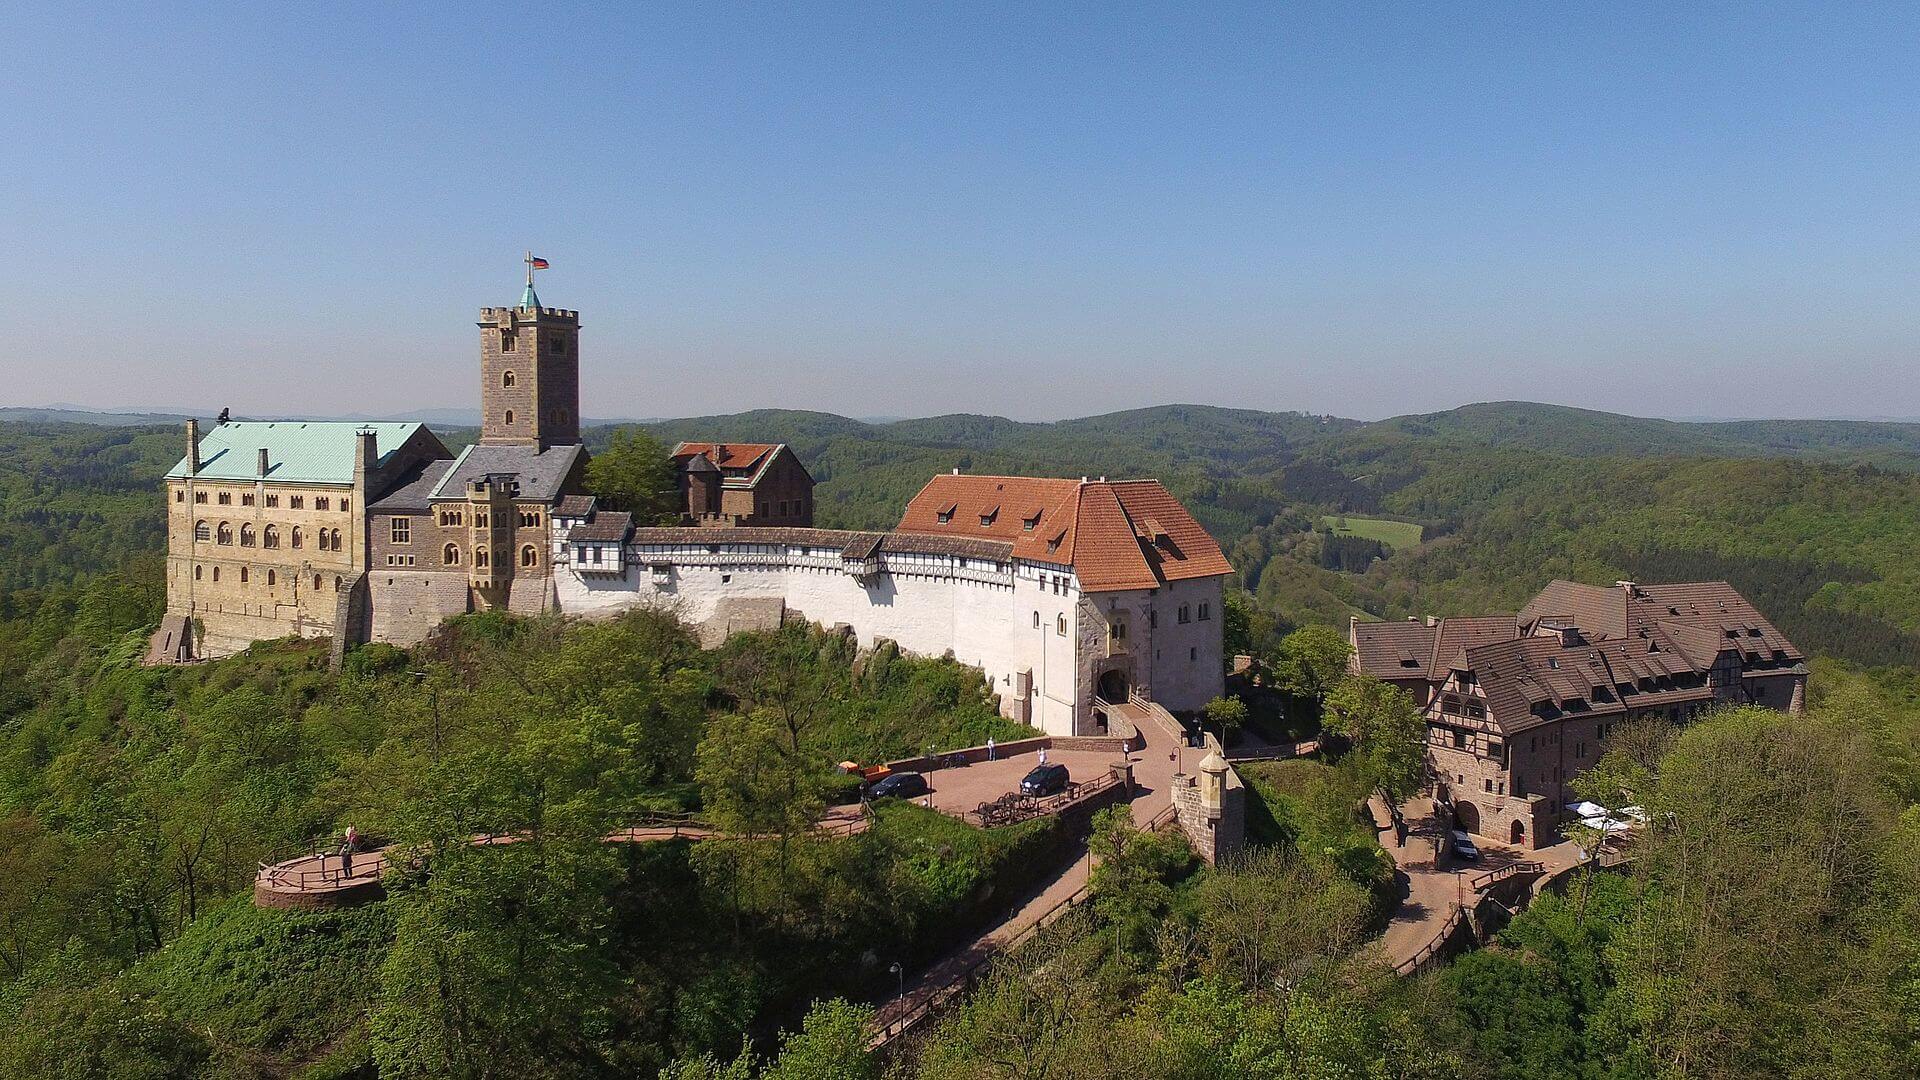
[866,716,1186,1046]
[255,806,870,905]
[1366,795,1585,972]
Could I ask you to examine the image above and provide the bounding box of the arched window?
[504,409,515,426]
[194,564,202,580]
[521,544,537,567]
[240,567,248,583]
[290,526,303,549]
[476,548,489,568]
[267,569,276,586]
[502,370,516,387]
[194,520,209,542]
[331,528,342,550]
[239,524,256,547]
[212,566,220,582]
[314,574,323,591]
[216,522,233,545]
[334,576,342,591]
[263,525,279,549]
[443,543,460,566]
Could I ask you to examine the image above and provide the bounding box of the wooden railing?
[866,877,1094,1049]
[1391,903,1466,976]
[1468,860,1543,892]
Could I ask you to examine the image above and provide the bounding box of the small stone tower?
[478,256,580,449]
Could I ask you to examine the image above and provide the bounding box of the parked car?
[869,772,929,800]
[1020,763,1070,796]
[1449,828,1480,862]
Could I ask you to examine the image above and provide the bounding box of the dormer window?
[1022,510,1041,532]
[1047,530,1065,554]
[979,506,998,527]
[936,502,956,525]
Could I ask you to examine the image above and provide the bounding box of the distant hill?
[1350,401,1920,461]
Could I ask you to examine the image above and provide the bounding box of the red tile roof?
[895,474,1232,592]
[672,442,779,472]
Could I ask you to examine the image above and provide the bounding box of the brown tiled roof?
[1352,620,1440,681]
[1466,629,1722,735]
[895,474,1231,592]
[1518,580,1628,639]
[567,511,632,543]
[1351,615,1519,681]
[554,494,596,517]
[1432,615,1522,671]
[1518,579,1803,662]
[671,442,778,471]
[1364,579,1802,735]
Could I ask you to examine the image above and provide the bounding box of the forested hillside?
[3,403,1920,1076]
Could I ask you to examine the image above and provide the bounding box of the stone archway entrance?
[1098,668,1130,703]
[1454,800,1482,835]
[1510,819,1526,844]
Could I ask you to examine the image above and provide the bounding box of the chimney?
[354,427,378,482]
[185,419,201,475]
[715,444,727,464]
[951,467,960,475]
[256,448,270,478]
[1425,614,1438,627]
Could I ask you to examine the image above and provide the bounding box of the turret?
[1199,746,1228,818]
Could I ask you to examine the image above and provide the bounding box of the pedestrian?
[1038,747,1047,766]
[344,823,359,852]
[339,838,354,879]
[987,736,996,761]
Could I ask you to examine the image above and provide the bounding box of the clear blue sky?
[6,3,1918,422]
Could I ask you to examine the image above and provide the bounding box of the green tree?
[1203,695,1249,744]
[1321,676,1424,800]
[586,427,679,523]
[1273,624,1352,714]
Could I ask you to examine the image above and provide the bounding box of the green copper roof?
[521,283,541,308]
[164,421,426,485]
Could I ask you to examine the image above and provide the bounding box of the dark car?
[1019,763,1070,797]
[869,772,929,800]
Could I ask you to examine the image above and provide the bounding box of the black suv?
[1019,763,1070,796]
[869,772,929,800]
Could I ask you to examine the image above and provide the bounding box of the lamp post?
[888,961,904,1000]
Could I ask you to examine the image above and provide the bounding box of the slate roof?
[368,458,459,512]
[895,474,1232,592]
[427,442,585,504]
[165,421,426,485]
[623,526,1015,562]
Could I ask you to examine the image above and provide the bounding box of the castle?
[149,271,1231,737]
[1349,579,1808,848]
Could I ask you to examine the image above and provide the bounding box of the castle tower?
[478,254,580,449]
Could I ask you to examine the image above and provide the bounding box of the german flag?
[528,256,550,269]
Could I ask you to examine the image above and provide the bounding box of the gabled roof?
[895,474,1231,592]
[670,441,802,489]
[165,421,426,485]
[1351,615,1519,682]
[427,442,584,504]
[567,511,632,543]
[369,458,459,512]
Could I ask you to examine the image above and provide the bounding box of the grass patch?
[1322,514,1425,550]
